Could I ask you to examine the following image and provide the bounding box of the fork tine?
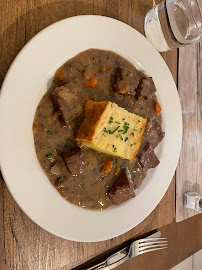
[139,246,168,255]
[139,241,168,247]
[138,237,167,243]
[139,243,168,251]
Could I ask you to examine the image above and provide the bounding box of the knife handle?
[85,248,129,270]
[85,256,129,270]
[86,260,106,270]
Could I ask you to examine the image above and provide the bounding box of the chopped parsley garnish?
[118,130,124,132]
[47,130,53,135]
[123,118,125,120]
[87,163,89,166]
[109,116,114,124]
[112,145,117,152]
[138,120,140,122]
[97,153,102,156]
[134,129,137,131]
[81,184,85,189]
[125,137,129,142]
[131,132,134,136]
[103,134,106,137]
[46,153,53,159]
[69,115,74,122]
[141,108,144,111]
[116,135,119,138]
[121,136,123,141]
[139,128,143,133]
[123,122,130,134]
[104,126,120,134]
[115,159,118,163]
[115,121,121,124]
[130,142,136,147]
[111,126,120,134]
[73,106,77,110]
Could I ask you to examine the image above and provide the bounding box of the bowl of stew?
[0,15,182,241]
[33,48,165,210]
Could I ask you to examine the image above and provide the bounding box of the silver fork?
[86,232,168,270]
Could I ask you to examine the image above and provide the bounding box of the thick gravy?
[33,49,164,210]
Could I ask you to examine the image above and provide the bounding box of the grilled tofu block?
[76,101,147,161]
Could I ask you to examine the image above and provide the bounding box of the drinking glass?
[144,0,202,52]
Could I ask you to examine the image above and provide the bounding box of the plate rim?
[0,15,182,242]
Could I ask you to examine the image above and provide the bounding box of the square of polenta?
[76,100,147,161]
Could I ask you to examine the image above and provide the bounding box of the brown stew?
[33,49,164,210]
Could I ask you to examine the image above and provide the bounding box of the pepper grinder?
[184,192,202,212]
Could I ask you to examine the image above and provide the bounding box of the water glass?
[144,0,202,52]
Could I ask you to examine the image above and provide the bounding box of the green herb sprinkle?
[69,115,74,122]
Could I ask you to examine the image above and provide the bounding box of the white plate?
[0,15,182,242]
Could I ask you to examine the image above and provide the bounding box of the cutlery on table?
[86,231,167,270]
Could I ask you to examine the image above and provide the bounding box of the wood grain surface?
[114,214,202,270]
[176,43,202,222]
[0,0,178,269]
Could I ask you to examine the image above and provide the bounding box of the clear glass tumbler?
[144,0,202,52]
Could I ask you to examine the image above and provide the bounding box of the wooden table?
[0,1,200,269]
